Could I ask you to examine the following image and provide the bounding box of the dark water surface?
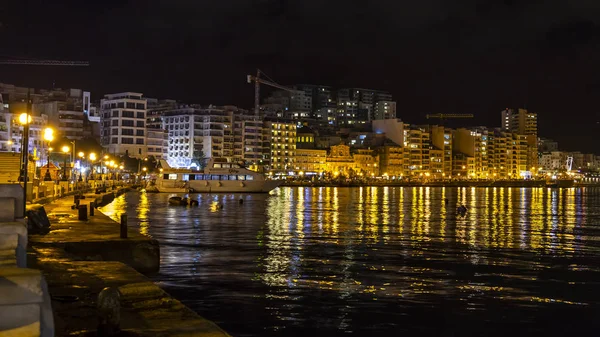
[100,187,600,336]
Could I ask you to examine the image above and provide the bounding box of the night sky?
[1,1,599,152]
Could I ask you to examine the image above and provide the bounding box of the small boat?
[168,196,188,206]
[546,179,575,188]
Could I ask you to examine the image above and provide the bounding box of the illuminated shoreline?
[279,179,599,188]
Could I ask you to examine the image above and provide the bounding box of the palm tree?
[191,149,205,169]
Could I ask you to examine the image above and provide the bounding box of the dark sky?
[1,0,600,153]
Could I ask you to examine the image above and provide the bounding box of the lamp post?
[78,151,85,182]
[102,155,109,186]
[18,113,31,217]
[142,167,147,182]
[61,145,70,181]
[43,128,54,181]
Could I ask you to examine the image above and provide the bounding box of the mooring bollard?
[78,205,88,221]
[120,214,127,239]
[90,201,95,216]
[97,287,121,337]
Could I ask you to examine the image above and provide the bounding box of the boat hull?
[154,180,282,193]
[188,180,282,193]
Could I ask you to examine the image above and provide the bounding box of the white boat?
[153,158,283,193]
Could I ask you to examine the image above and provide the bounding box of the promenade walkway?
[28,191,230,336]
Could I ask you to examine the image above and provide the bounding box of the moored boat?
[154,158,283,193]
[546,179,575,188]
[168,196,189,206]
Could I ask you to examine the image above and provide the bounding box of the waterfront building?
[296,127,316,149]
[163,105,232,168]
[264,120,296,173]
[100,92,147,158]
[372,119,405,147]
[326,144,357,176]
[539,151,569,172]
[378,144,404,177]
[452,128,489,179]
[429,147,444,178]
[452,152,473,178]
[484,129,528,179]
[402,126,431,177]
[501,108,538,170]
[353,149,379,176]
[429,125,453,178]
[294,149,327,174]
[146,99,177,159]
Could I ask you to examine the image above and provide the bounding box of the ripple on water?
[99,187,600,336]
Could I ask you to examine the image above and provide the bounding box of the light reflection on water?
[100,187,600,336]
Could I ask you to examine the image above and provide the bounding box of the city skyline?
[1,1,600,153]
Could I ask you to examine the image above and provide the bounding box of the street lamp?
[18,113,31,217]
[78,152,85,182]
[89,153,97,179]
[61,145,70,181]
[43,127,54,181]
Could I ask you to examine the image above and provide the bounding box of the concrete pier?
[31,192,160,274]
[27,190,230,336]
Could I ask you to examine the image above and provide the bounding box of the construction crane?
[247,69,295,116]
[426,113,474,125]
[0,59,89,66]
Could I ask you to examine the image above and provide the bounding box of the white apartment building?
[146,99,176,160]
[100,92,147,158]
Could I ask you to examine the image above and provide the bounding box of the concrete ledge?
[0,250,17,267]
[63,240,160,274]
[0,184,24,220]
[0,234,18,251]
[0,221,28,267]
[27,259,229,336]
[0,267,43,305]
[0,268,54,337]
[0,197,16,222]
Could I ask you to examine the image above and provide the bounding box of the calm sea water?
[100,187,600,337]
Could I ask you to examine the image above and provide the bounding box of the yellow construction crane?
[426,113,474,124]
[247,69,295,116]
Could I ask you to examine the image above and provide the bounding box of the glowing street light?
[61,145,70,181]
[18,113,32,216]
[43,127,54,181]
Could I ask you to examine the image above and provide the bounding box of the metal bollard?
[90,202,95,216]
[97,287,121,336]
[78,205,88,221]
[120,214,127,239]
